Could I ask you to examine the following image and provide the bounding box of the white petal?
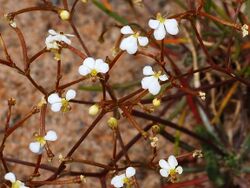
[125,167,136,178]
[159,159,171,170]
[111,174,125,188]
[119,36,138,54]
[141,76,153,89]
[48,29,58,35]
[61,35,71,44]
[29,142,43,154]
[95,59,109,73]
[164,19,179,35]
[66,89,76,101]
[143,66,154,76]
[176,166,183,174]
[138,36,149,46]
[19,181,28,188]
[148,19,160,29]
[44,130,57,141]
[4,172,16,183]
[45,35,55,43]
[168,155,178,169]
[83,57,95,69]
[159,74,168,81]
[153,23,166,40]
[148,79,161,95]
[51,103,62,112]
[65,34,75,37]
[78,64,91,76]
[159,169,169,177]
[120,25,134,35]
[48,93,61,104]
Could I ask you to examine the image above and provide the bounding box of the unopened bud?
[152,98,161,107]
[241,24,249,37]
[8,98,16,106]
[88,104,99,116]
[198,91,206,101]
[152,124,160,134]
[38,97,47,108]
[149,136,159,148]
[59,10,70,21]
[192,150,203,158]
[107,117,118,129]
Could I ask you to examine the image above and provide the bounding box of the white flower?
[141,66,168,95]
[148,13,179,40]
[4,172,29,188]
[78,57,109,76]
[241,24,249,37]
[29,130,57,154]
[111,167,136,188]
[47,89,76,112]
[159,155,183,182]
[45,29,74,50]
[120,25,149,54]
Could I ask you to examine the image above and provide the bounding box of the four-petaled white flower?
[159,155,183,182]
[4,172,29,188]
[29,130,57,154]
[78,57,109,76]
[45,29,74,50]
[148,13,179,40]
[48,89,76,112]
[120,25,149,54]
[111,167,136,188]
[141,66,168,95]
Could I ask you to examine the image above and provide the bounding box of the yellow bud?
[152,98,161,107]
[152,124,160,134]
[59,10,70,21]
[38,97,47,108]
[88,104,99,116]
[107,117,118,129]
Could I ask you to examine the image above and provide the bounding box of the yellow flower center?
[123,177,133,187]
[90,69,98,76]
[169,169,178,183]
[61,98,70,112]
[156,13,165,23]
[12,181,21,188]
[153,71,162,78]
[133,32,140,38]
[35,136,46,146]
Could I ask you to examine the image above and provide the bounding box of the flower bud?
[198,91,206,101]
[152,98,161,107]
[88,104,99,116]
[107,117,118,129]
[59,10,70,21]
[8,98,16,106]
[241,24,249,37]
[152,124,160,134]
